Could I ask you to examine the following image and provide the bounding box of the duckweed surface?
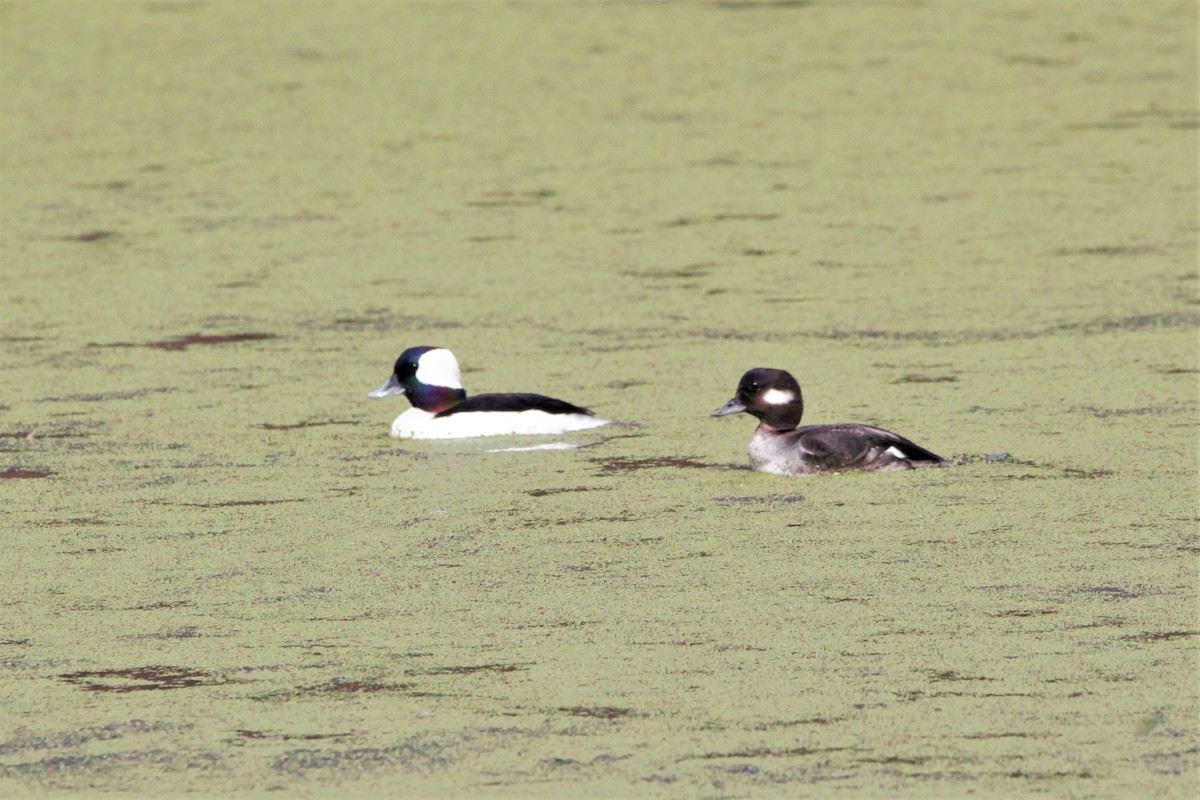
[2,2,1197,797]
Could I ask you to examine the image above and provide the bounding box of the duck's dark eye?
[746,382,759,393]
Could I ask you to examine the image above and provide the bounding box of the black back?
[435,393,594,418]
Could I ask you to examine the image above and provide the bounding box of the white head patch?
[415,348,463,389]
[761,388,795,405]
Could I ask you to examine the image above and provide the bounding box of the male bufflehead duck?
[712,368,944,475]
[368,346,610,439]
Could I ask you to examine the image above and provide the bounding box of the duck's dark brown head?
[711,367,805,431]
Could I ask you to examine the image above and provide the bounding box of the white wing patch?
[885,445,908,459]
[761,388,795,405]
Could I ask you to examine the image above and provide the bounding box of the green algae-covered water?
[2,2,1197,796]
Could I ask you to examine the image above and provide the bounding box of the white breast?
[747,431,812,476]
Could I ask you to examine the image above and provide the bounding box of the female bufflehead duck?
[712,368,944,475]
[368,346,610,439]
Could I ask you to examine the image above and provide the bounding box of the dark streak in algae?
[256,420,359,430]
[0,431,82,439]
[559,706,634,719]
[89,333,276,351]
[174,499,306,508]
[1,468,54,479]
[319,680,415,694]
[1120,630,1199,642]
[413,663,529,676]
[689,745,851,760]
[66,230,119,242]
[592,456,718,472]
[527,486,611,496]
[58,665,224,692]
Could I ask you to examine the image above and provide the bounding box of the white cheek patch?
[761,388,795,405]
[415,348,464,389]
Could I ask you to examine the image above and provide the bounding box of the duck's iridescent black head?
[712,367,805,431]
[368,346,467,413]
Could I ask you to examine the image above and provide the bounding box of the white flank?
[391,409,610,440]
[414,348,464,389]
[761,388,795,405]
